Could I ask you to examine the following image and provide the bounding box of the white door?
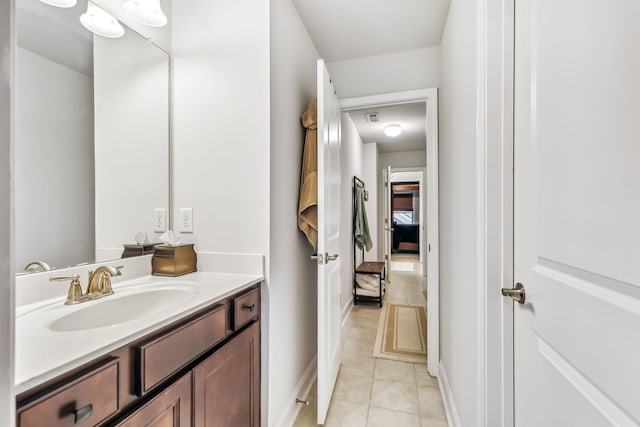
[512,1,640,425]
[383,166,392,283]
[316,59,342,425]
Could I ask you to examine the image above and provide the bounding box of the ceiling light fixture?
[123,0,168,27]
[80,2,125,38]
[39,0,77,8]
[384,124,402,137]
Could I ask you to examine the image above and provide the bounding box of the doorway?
[340,88,439,377]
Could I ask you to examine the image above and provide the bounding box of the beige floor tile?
[333,373,373,405]
[421,416,449,427]
[341,353,376,378]
[347,326,378,341]
[384,295,408,304]
[325,400,369,427]
[418,385,446,419]
[414,365,438,388]
[343,337,375,357]
[370,379,418,414]
[366,407,421,427]
[374,359,416,384]
[347,315,380,332]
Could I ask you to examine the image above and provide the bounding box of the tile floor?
[294,255,447,427]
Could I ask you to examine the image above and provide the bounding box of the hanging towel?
[354,187,373,252]
[298,99,318,249]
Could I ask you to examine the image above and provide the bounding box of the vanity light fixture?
[80,1,125,38]
[384,124,402,137]
[123,0,168,27]
[39,0,77,8]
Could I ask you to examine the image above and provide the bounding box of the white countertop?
[15,271,262,394]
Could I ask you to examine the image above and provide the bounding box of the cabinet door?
[117,374,191,427]
[193,321,260,427]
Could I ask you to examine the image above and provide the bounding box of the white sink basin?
[48,284,199,332]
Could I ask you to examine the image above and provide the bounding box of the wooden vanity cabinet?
[116,374,192,427]
[16,284,261,427]
[193,321,260,427]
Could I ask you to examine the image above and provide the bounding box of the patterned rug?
[373,303,427,364]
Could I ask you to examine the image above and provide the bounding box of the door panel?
[316,59,342,425]
[514,0,640,426]
[383,166,392,283]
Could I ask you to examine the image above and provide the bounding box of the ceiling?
[291,0,451,62]
[347,102,426,153]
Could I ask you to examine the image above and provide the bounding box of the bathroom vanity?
[15,270,261,427]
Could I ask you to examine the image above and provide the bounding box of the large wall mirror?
[15,0,170,272]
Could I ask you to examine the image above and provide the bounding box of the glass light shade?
[80,2,125,38]
[40,0,77,7]
[123,0,168,27]
[384,124,402,137]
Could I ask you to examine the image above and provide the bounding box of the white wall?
[327,47,441,99]
[0,0,14,422]
[339,113,363,315]
[14,48,94,270]
[171,0,270,254]
[361,143,378,261]
[439,0,480,425]
[378,150,427,170]
[94,32,169,261]
[269,0,319,425]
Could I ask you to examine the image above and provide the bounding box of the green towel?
[354,187,373,252]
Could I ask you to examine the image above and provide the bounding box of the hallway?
[294,256,446,426]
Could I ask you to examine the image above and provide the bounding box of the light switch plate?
[153,208,167,232]
[179,208,193,233]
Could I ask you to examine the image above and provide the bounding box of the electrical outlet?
[153,208,167,232]
[179,208,193,233]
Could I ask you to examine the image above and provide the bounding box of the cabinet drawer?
[233,288,260,330]
[136,304,227,395]
[18,359,119,427]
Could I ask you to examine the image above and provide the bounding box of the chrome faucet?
[50,265,124,305]
[24,261,53,272]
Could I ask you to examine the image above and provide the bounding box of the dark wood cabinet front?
[193,321,260,427]
[116,374,192,427]
[17,284,261,427]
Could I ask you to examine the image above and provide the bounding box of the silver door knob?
[310,254,324,265]
[501,283,526,304]
[325,253,339,262]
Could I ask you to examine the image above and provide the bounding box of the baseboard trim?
[341,298,354,327]
[439,361,462,427]
[274,355,317,427]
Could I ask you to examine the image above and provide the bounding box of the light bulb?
[39,0,77,8]
[123,0,168,27]
[80,2,125,38]
[384,125,402,138]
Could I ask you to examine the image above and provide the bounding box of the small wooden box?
[152,244,197,276]
[122,243,158,259]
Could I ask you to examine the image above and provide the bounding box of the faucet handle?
[50,274,84,305]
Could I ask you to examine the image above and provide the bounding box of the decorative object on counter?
[159,230,182,246]
[121,243,157,259]
[298,98,318,249]
[152,244,197,276]
[135,231,154,244]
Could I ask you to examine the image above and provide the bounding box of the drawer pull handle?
[242,303,256,312]
[74,403,93,423]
